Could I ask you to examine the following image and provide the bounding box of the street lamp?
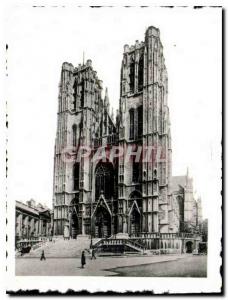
[90,197,93,249]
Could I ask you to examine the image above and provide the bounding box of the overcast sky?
[6,6,221,218]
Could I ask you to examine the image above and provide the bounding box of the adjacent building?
[15,199,52,243]
[171,170,203,233]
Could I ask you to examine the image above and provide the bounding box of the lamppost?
[90,197,93,249]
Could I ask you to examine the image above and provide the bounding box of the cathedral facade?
[52,26,200,240]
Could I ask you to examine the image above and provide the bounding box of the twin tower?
[53,26,174,238]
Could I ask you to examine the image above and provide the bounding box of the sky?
[6,6,222,218]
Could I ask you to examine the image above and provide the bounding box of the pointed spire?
[185,167,190,188]
[186,167,189,178]
[111,107,114,120]
[104,87,110,112]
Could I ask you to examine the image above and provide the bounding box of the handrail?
[130,232,201,239]
[93,238,145,251]
[93,232,201,250]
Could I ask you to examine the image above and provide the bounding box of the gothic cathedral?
[53,26,183,239]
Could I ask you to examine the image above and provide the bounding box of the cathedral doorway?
[94,205,111,238]
[185,241,193,253]
[70,197,80,239]
[129,207,141,235]
[128,191,142,236]
[71,210,79,239]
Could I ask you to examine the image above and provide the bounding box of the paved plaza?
[111,255,207,277]
[16,254,207,277]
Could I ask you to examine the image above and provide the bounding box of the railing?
[126,239,145,250]
[93,238,145,252]
[16,237,48,250]
[107,134,117,145]
[130,232,160,239]
[94,134,117,148]
[130,232,201,239]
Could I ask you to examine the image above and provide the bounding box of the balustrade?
[94,134,117,148]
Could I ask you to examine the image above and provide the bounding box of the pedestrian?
[40,250,46,261]
[91,248,96,260]
[81,250,86,268]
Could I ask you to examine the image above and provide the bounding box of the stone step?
[22,238,91,258]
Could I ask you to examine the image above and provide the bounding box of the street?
[15,254,207,277]
[111,255,207,277]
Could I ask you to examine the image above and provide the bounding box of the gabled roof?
[128,200,141,216]
[92,194,112,217]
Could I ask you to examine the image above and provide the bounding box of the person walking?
[81,251,86,268]
[40,250,46,261]
[91,248,96,260]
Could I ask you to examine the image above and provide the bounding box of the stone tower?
[53,60,106,236]
[118,26,172,234]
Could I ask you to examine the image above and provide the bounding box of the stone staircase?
[22,236,91,258]
[93,236,145,254]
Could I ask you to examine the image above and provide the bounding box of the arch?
[80,79,85,107]
[73,163,80,190]
[73,80,77,110]
[129,190,142,209]
[137,105,143,137]
[70,196,80,239]
[94,204,111,238]
[129,206,141,235]
[138,55,144,91]
[185,241,194,253]
[129,108,134,140]
[72,124,77,147]
[128,190,142,235]
[70,196,79,207]
[177,196,184,232]
[129,57,135,92]
[95,162,114,200]
[153,168,157,179]
[71,209,79,239]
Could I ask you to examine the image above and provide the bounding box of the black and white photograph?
[4,3,222,295]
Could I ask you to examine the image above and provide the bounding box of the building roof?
[16,200,52,216]
[16,200,40,216]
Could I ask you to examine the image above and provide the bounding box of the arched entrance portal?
[70,197,80,239]
[128,191,142,236]
[71,210,79,239]
[130,208,141,235]
[185,241,194,253]
[94,205,111,238]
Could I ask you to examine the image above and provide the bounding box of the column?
[30,218,35,238]
[17,214,23,239]
[24,215,29,239]
[39,219,43,236]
